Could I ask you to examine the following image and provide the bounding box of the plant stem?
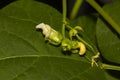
[70,0,83,20]
[66,25,96,54]
[62,0,67,38]
[101,63,120,71]
[86,0,120,35]
[76,34,95,53]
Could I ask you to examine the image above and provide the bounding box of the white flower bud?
[36,23,51,38]
[36,23,62,45]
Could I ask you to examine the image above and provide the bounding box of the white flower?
[36,23,51,38]
[36,23,62,45]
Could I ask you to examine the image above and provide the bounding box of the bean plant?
[0,0,120,80]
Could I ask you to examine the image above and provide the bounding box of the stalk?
[101,63,120,71]
[86,0,120,35]
[62,0,67,38]
[70,0,83,20]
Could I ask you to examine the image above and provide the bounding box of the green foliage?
[0,0,119,80]
[96,0,120,64]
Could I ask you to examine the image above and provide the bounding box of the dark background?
[36,0,113,18]
[0,0,113,18]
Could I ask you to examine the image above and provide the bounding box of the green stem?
[86,0,120,35]
[66,25,96,54]
[62,0,67,38]
[101,63,120,71]
[76,34,95,53]
[70,0,83,20]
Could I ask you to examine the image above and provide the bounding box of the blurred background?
[37,0,113,18]
[0,0,113,18]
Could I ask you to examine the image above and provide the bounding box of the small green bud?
[61,38,86,55]
[69,26,83,40]
[71,49,79,54]
[61,38,79,52]
[61,38,72,51]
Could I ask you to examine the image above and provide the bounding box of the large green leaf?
[73,14,120,80]
[0,0,63,58]
[0,0,118,80]
[96,0,120,64]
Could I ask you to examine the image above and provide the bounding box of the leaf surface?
[96,0,120,64]
[0,0,118,80]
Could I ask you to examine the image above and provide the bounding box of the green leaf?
[0,0,117,80]
[96,0,120,64]
[104,70,120,80]
[0,0,63,58]
[0,56,107,80]
[72,14,119,79]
